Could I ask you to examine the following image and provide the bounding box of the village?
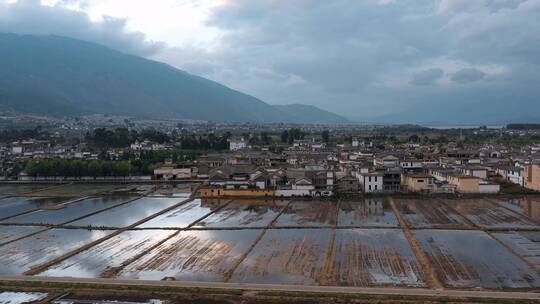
[1,120,540,198]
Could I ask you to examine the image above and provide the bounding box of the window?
[369,185,372,190]
[418,179,424,183]
[375,185,378,190]
[369,176,372,182]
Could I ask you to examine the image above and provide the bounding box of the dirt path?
[1,275,540,300]
[388,197,443,289]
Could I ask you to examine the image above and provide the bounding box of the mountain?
[272,104,348,124]
[0,33,347,124]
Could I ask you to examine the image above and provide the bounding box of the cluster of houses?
[153,138,540,197]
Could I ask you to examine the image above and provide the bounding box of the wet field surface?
[394,198,471,229]
[1,184,540,291]
[337,199,399,228]
[0,197,71,220]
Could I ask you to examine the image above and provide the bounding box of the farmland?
[0,184,540,294]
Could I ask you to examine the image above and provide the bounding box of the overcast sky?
[0,0,539,121]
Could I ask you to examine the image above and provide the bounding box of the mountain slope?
[272,104,348,124]
[0,33,346,123]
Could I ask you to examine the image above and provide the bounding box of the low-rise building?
[525,161,540,192]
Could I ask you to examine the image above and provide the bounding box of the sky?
[0,0,539,122]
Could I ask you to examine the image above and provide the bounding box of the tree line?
[25,159,137,177]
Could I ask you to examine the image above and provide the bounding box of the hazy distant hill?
[0,33,347,124]
[272,104,349,124]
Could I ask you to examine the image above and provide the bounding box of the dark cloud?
[0,0,165,56]
[451,68,486,84]
[410,68,444,86]
[2,0,539,122]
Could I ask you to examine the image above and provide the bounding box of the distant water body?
[424,125,504,129]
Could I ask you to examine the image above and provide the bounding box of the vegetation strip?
[23,196,193,276]
[388,197,443,289]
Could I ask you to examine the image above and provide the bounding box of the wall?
[525,164,540,191]
[199,188,274,197]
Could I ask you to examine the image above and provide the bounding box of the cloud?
[409,68,444,86]
[1,0,539,121]
[451,68,486,84]
[0,0,164,56]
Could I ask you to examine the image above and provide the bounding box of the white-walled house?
[357,172,384,193]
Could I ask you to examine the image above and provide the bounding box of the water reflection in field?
[394,199,470,229]
[414,230,540,289]
[138,199,224,229]
[40,230,176,278]
[337,199,398,227]
[230,229,331,285]
[273,201,337,227]
[2,196,135,225]
[0,228,110,275]
[119,229,261,281]
[0,197,70,220]
[68,197,185,228]
[194,199,288,228]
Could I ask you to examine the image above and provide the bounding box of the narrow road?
[0,275,539,300]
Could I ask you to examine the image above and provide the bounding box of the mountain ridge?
[0,33,347,124]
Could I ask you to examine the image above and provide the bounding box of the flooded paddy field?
[67,197,185,228]
[326,229,425,287]
[138,198,226,229]
[0,291,48,303]
[337,199,398,228]
[0,228,110,275]
[1,196,135,225]
[442,198,537,229]
[0,183,56,196]
[272,201,338,227]
[0,196,70,220]
[0,225,44,244]
[193,199,288,229]
[1,183,540,292]
[118,229,261,281]
[495,196,540,222]
[394,198,471,229]
[230,228,331,285]
[492,232,540,268]
[414,230,540,289]
[40,230,177,278]
[33,183,124,197]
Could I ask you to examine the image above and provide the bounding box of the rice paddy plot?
[39,230,177,278]
[230,229,332,285]
[493,232,540,268]
[0,184,55,196]
[394,199,471,229]
[138,198,225,229]
[325,229,425,287]
[68,197,185,228]
[519,231,540,242]
[0,225,44,244]
[414,230,540,289]
[337,199,398,228]
[443,199,538,229]
[0,228,111,275]
[193,199,288,229]
[2,196,134,225]
[118,229,261,282]
[34,183,122,197]
[272,201,338,227]
[0,196,70,220]
[0,292,48,304]
[495,197,540,222]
